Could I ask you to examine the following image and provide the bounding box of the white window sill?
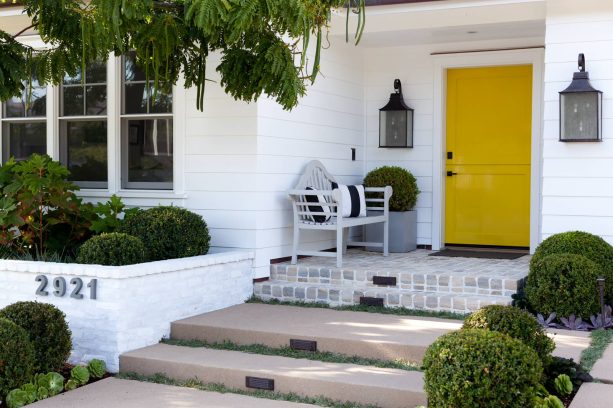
[76,190,187,200]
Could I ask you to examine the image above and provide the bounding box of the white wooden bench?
[288,160,392,268]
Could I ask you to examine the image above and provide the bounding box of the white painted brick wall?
[0,252,254,372]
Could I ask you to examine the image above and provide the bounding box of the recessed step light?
[246,376,274,391]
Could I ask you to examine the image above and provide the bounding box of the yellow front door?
[445,65,532,247]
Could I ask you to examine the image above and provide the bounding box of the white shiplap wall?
[541,0,613,245]
[181,55,259,255]
[253,41,365,278]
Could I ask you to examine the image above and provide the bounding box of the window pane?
[63,68,82,85]
[4,86,46,118]
[61,121,107,186]
[62,86,84,116]
[86,60,107,83]
[2,122,46,162]
[124,83,148,114]
[86,85,107,115]
[123,118,173,189]
[124,52,146,82]
[150,87,173,113]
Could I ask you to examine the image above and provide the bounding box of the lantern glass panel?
[561,92,600,141]
[380,110,411,147]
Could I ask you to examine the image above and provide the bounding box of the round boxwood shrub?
[363,166,419,212]
[530,231,613,301]
[463,305,554,358]
[77,233,146,266]
[119,206,211,261]
[526,253,601,317]
[423,329,542,408]
[0,302,72,373]
[0,318,36,399]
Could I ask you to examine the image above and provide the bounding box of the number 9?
[53,277,66,297]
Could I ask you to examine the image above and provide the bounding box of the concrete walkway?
[569,383,613,408]
[29,378,318,408]
[590,342,613,383]
[546,328,591,362]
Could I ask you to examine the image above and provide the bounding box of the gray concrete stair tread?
[29,377,318,408]
[172,303,461,362]
[590,342,613,384]
[569,383,613,408]
[120,344,426,408]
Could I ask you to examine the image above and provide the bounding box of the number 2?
[70,278,83,299]
[35,275,48,296]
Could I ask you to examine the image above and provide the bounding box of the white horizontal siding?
[252,41,366,276]
[540,0,613,246]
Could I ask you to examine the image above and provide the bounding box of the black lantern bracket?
[379,79,414,148]
[558,53,603,142]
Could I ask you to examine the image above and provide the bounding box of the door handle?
[447,171,458,177]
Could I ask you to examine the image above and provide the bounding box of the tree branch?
[12,23,36,39]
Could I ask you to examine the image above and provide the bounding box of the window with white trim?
[59,60,108,188]
[1,78,47,162]
[121,52,173,190]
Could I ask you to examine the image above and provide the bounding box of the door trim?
[432,48,544,253]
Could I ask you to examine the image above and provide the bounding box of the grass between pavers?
[247,295,467,321]
[117,372,381,408]
[161,338,422,372]
[580,328,613,371]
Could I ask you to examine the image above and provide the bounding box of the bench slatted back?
[294,161,338,223]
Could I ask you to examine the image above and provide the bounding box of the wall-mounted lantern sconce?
[379,79,414,148]
[559,53,602,142]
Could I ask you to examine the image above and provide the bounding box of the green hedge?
[77,233,146,266]
[0,318,36,400]
[463,305,555,358]
[120,206,210,261]
[530,231,613,302]
[423,329,542,408]
[0,302,72,373]
[363,166,419,212]
[525,253,601,317]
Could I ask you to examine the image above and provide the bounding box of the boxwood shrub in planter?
[0,318,36,400]
[463,305,555,359]
[363,166,420,252]
[423,329,542,408]
[77,233,146,266]
[526,253,602,317]
[529,231,613,303]
[120,206,211,261]
[0,302,72,374]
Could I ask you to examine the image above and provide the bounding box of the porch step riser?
[120,345,426,408]
[254,282,512,314]
[271,264,522,297]
[171,324,428,364]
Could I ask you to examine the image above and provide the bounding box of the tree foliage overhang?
[0,0,366,111]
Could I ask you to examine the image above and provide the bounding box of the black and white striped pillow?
[331,183,366,218]
[305,187,332,223]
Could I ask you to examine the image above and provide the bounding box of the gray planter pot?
[365,210,417,253]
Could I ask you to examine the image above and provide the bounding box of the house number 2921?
[35,275,97,300]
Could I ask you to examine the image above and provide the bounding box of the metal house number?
[35,276,97,300]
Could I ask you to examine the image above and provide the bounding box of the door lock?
[447,171,458,177]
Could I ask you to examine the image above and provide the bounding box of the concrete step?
[119,344,426,408]
[171,303,461,364]
[254,279,513,313]
[30,378,319,408]
[271,253,527,298]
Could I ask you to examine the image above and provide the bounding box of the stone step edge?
[254,280,512,313]
[269,265,521,297]
[119,344,426,408]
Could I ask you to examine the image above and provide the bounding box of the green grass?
[118,372,380,408]
[161,338,421,372]
[580,329,613,371]
[247,295,467,321]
